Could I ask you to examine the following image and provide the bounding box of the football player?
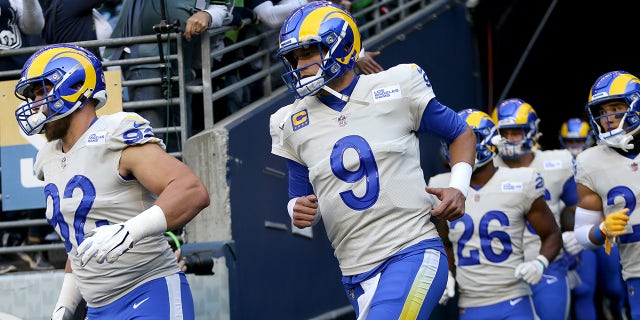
[14,44,210,320]
[268,2,477,318]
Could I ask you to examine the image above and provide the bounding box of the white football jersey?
[429,167,544,307]
[494,149,574,261]
[269,64,440,275]
[35,112,179,307]
[575,145,640,281]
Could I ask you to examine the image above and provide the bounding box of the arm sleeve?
[417,98,467,144]
[574,206,603,250]
[14,0,45,35]
[561,177,578,207]
[253,0,307,28]
[286,159,314,198]
[204,4,233,28]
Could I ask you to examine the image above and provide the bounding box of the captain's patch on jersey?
[86,130,108,145]
[291,109,309,131]
[501,181,524,192]
[372,85,402,103]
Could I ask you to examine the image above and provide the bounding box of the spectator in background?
[0,0,45,80]
[105,0,238,150]
[41,0,113,60]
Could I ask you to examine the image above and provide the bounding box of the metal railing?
[0,0,451,257]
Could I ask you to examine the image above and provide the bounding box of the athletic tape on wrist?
[125,205,168,242]
[448,162,472,198]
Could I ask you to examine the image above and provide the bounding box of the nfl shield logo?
[474,194,480,202]
[337,114,347,127]
[632,163,638,171]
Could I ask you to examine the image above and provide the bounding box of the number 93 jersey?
[428,167,544,307]
[269,64,439,276]
[575,145,640,281]
[34,112,179,307]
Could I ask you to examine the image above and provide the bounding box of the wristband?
[448,162,472,198]
[125,205,168,242]
[593,223,607,243]
[535,254,549,271]
[287,197,297,220]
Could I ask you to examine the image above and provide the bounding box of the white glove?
[77,223,134,266]
[562,231,583,255]
[514,255,549,285]
[51,273,82,320]
[439,270,455,305]
[77,205,167,266]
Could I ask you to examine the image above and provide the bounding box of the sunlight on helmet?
[442,108,499,171]
[491,98,540,159]
[585,71,640,151]
[14,44,107,136]
[558,118,594,157]
[276,1,361,99]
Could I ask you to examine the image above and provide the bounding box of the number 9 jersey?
[269,63,440,276]
[34,112,179,307]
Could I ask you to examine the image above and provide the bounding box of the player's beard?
[44,116,72,142]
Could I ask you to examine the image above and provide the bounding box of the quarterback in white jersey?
[13,44,210,320]
[270,2,476,319]
[574,71,640,319]
[431,109,560,320]
[491,98,575,320]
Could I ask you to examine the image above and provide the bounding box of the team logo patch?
[372,85,402,103]
[86,130,108,145]
[543,160,562,170]
[291,109,309,131]
[501,182,523,192]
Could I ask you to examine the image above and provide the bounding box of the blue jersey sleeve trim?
[286,159,314,198]
[561,176,578,207]
[418,98,467,143]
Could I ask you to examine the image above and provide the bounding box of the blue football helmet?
[14,44,107,135]
[585,71,640,151]
[442,108,499,170]
[491,98,540,159]
[276,1,361,99]
[558,118,594,157]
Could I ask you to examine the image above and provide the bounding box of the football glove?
[77,223,134,266]
[599,208,630,237]
[514,255,549,285]
[562,231,583,255]
[438,270,455,305]
[599,208,630,255]
[76,205,167,266]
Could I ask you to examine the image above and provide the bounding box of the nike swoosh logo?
[133,297,150,309]
[133,121,144,128]
[509,297,523,306]
[545,275,558,285]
